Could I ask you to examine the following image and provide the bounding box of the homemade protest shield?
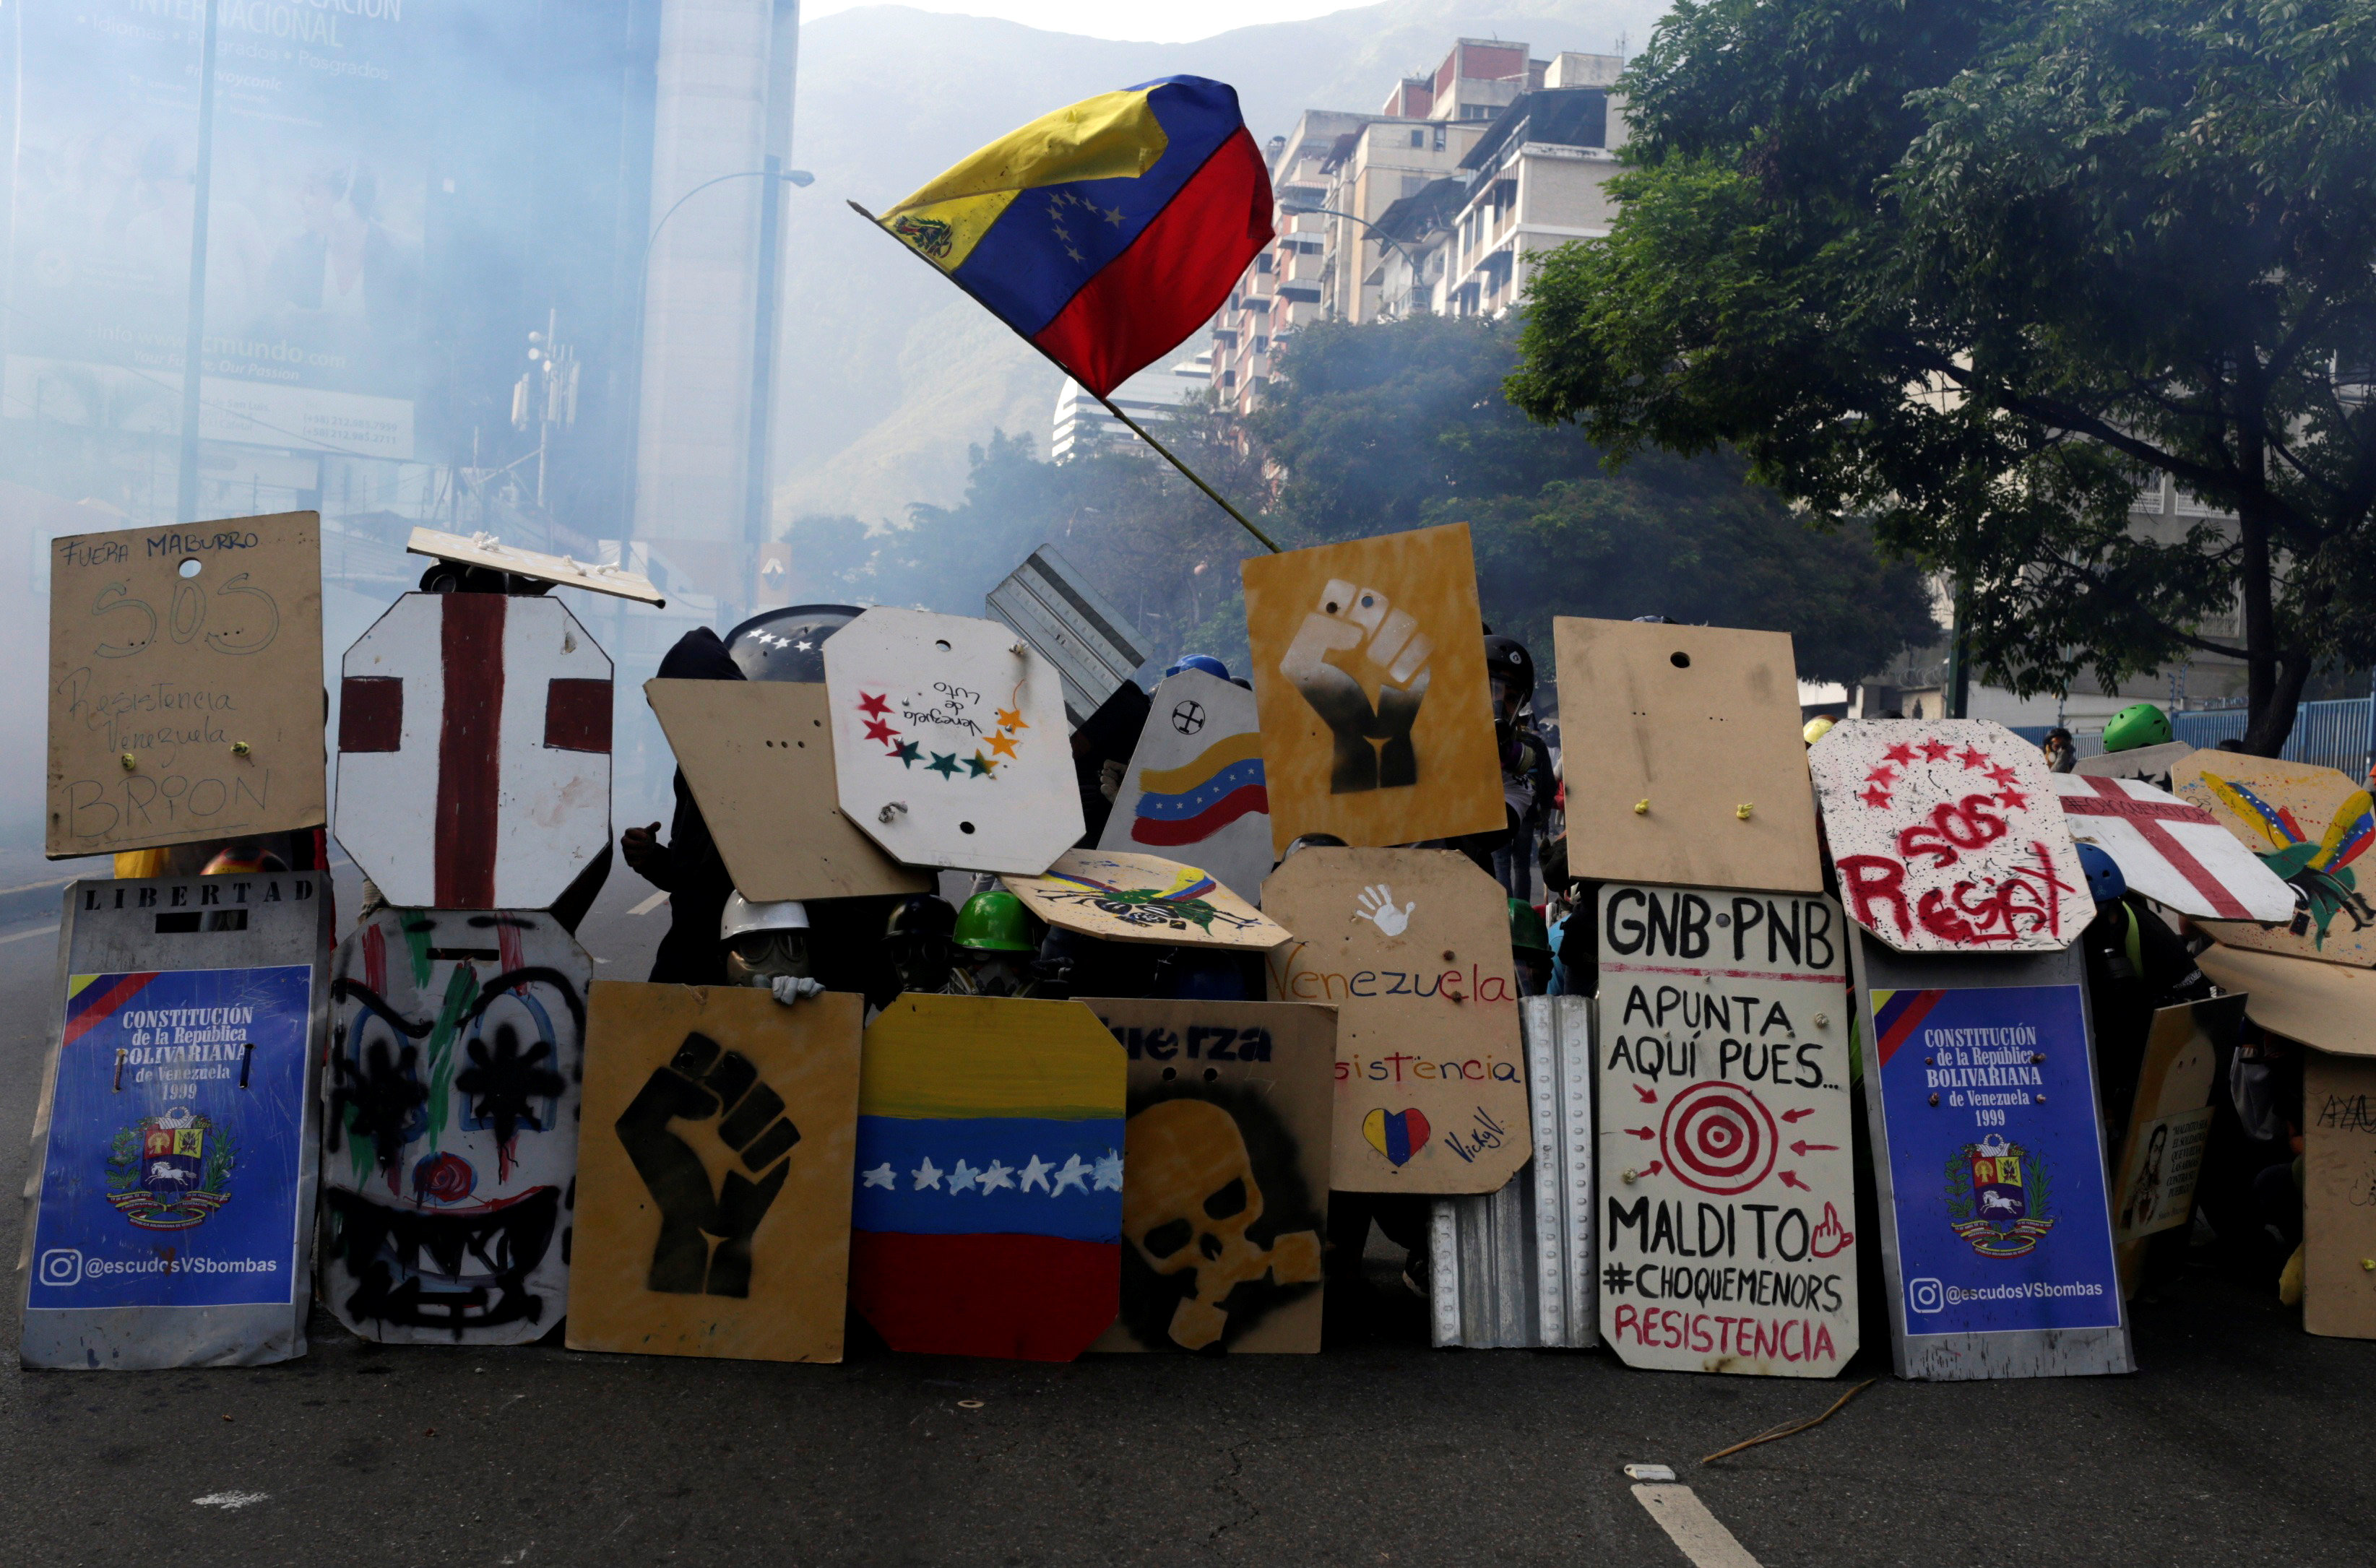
[2174,750,2376,967]
[2109,997,2239,1296]
[2049,774,2294,923]
[22,871,329,1369]
[1099,668,1272,904]
[1003,849,1289,951]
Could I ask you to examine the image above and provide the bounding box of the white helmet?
[720,893,808,943]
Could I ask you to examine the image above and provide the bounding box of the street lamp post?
[1278,202,1428,316]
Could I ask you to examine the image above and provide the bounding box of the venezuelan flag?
[849,995,1125,1361]
[875,77,1273,397]
[1129,732,1269,848]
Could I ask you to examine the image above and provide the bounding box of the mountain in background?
[774,0,1664,530]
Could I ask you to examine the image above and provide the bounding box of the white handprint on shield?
[1355,885,1416,937]
[1279,579,1432,794]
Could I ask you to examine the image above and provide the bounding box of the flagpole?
[849,200,1281,554]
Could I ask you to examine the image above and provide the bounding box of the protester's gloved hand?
[769,975,825,1006]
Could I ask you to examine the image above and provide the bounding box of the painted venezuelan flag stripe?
[64,971,158,1047]
[1870,987,1945,1069]
[852,1115,1123,1242]
[849,1231,1120,1362]
[861,999,1122,1121]
[1139,730,1263,797]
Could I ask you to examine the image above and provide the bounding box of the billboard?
[7,0,427,459]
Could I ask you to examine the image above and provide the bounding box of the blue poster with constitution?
[28,966,312,1311]
[1868,983,2121,1338]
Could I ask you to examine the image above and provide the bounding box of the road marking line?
[193,1491,269,1509]
[629,891,669,916]
[0,923,61,947]
[1632,1483,1763,1568]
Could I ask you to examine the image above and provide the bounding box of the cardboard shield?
[1808,720,2086,953]
[569,983,864,1362]
[1551,618,1823,893]
[645,680,930,902]
[1098,669,1273,904]
[2049,774,2295,922]
[1081,999,1335,1353]
[849,995,1124,1361]
[2305,1050,2376,1338]
[20,872,328,1370]
[1594,883,1859,1376]
[1003,849,1290,950]
[335,592,613,911]
[2173,750,2376,966]
[48,512,326,859]
[824,607,1081,874]
[321,909,590,1344]
[2110,997,2239,1293]
[1260,847,1529,1193]
[1240,523,1500,853]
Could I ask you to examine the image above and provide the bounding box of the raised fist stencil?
[1279,579,1432,795]
[615,1032,803,1298]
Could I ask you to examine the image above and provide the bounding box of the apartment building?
[1210,111,1367,415]
[1051,350,1213,462]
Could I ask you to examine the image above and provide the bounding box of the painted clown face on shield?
[324,909,590,1344]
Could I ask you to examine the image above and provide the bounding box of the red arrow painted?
[1778,1170,1810,1191]
[1633,1084,1658,1103]
[1790,1140,1839,1156]
[1781,1107,1815,1123]
[1625,1127,1656,1141]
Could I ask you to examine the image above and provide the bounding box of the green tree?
[1508,0,2376,753]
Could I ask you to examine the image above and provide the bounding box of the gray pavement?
[0,867,2367,1566]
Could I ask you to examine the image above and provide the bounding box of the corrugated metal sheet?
[1428,995,1597,1348]
[984,545,1146,727]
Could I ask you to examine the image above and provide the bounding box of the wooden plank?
[1240,522,1501,854]
[1003,848,1289,950]
[407,526,664,605]
[1551,618,1822,893]
[20,871,328,1369]
[1261,846,1529,1194]
[1810,720,2088,954]
[1594,883,1859,1375]
[1081,998,1334,1353]
[2173,749,2376,968]
[824,607,1082,874]
[1098,669,1273,905]
[645,680,929,903]
[2110,997,2238,1295]
[2303,1049,2376,1338]
[48,512,326,859]
[334,592,613,911]
[569,982,863,1362]
[1851,931,2132,1379]
[321,908,592,1345]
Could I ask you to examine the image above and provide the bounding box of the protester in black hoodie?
[621,628,743,984]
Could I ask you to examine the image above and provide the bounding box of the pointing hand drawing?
[1279,579,1432,794]
[1355,885,1416,937]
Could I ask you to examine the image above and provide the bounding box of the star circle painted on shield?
[852,688,1028,783]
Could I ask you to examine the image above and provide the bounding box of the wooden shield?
[2109,997,2239,1295]
[408,526,663,605]
[335,592,613,911]
[824,607,1082,874]
[645,680,930,902]
[48,512,326,859]
[1552,618,1823,893]
[1098,669,1274,904]
[2173,750,2376,967]
[322,908,591,1345]
[2049,774,2295,922]
[1240,523,1500,854]
[1081,999,1336,1354]
[569,983,864,1363]
[1261,846,1529,1193]
[2304,1049,2376,1338]
[1808,720,2086,953]
[1003,849,1289,950]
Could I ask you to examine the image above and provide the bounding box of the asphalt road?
[0,867,2368,1567]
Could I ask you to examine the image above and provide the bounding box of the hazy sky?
[800,0,1356,42]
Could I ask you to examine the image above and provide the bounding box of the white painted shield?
[1807,720,2086,953]
[824,607,1081,874]
[1098,669,1272,904]
[335,593,612,911]
[2049,774,2297,922]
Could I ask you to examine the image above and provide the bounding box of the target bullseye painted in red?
[1659,1080,1778,1196]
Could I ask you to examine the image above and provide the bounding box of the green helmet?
[953,890,1034,953]
[2102,702,2173,754]
[1508,897,1552,956]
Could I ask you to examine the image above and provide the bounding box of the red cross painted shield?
[334,593,612,911]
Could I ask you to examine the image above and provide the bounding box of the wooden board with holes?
[48,512,326,859]
[646,680,930,903]
[1240,523,1500,854]
[1260,846,1528,1193]
[569,982,864,1362]
[407,526,664,605]
[823,607,1082,874]
[1551,618,1823,893]
[1080,999,1336,1353]
[1808,720,2088,953]
[2304,1049,2376,1339]
[2173,750,2376,968]
[1003,849,1289,951]
[2110,997,2239,1296]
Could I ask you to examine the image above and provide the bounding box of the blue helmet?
[2076,842,2126,904]
[1166,654,1230,680]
